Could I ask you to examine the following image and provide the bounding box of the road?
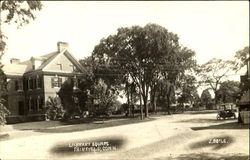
[0,112,249,160]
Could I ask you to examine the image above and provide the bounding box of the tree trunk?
[143,85,149,118]
[214,91,218,109]
[150,88,157,113]
[143,95,148,118]
[139,94,143,120]
[127,87,131,116]
[167,96,171,115]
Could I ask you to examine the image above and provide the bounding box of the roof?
[3,44,85,75]
[36,51,58,70]
[2,63,28,76]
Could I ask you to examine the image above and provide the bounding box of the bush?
[45,96,65,120]
[0,102,10,125]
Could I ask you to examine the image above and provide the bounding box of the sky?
[1,1,249,73]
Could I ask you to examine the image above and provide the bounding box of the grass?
[34,117,154,133]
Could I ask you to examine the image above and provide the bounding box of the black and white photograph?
[0,1,249,160]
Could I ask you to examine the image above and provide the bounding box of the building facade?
[2,42,85,122]
[237,56,250,124]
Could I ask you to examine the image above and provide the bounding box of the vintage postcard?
[0,1,249,160]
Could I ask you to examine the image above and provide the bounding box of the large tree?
[92,23,196,118]
[199,58,235,105]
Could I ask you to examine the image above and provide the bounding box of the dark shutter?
[58,78,62,87]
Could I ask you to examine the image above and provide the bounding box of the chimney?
[10,58,20,64]
[57,42,69,52]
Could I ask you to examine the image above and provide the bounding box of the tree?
[57,77,89,120]
[0,1,42,56]
[200,89,213,109]
[92,23,196,119]
[90,79,118,117]
[157,79,175,113]
[199,58,235,105]
[192,91,201,108]
[232,46,249,72]
[176,74,199,108]
[0,67,10,125]
[0,0,42,125]
[217,80,241,104]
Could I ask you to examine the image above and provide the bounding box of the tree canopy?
[217,80,240,104]
[198,58,235,105]
[232,46,249,72]
[0,0,42,57]
[92,23,196,118]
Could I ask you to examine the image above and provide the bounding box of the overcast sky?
[2,1,249,68]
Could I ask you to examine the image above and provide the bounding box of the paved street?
[0,112,249,160]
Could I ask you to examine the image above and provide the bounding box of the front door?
[18,101,25,115]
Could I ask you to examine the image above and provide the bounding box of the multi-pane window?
[14,79,23,91]
[51,76,62,88]
[26,76,43,90]
[29,98,36,110]
[37,96,44,110]
[33,78,37,90]
[37,76,42,88]
[33,98,37,110]
[29,78,33,90]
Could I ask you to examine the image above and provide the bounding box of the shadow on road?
[174,118,235,123]
[184,110,218,115]
[191,122,249,131]
[0,133,9,141]
[189,135,234,150]
[50,136,126,156]
[162,153,249,160]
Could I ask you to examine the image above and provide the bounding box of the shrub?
[0,102,10,125]
[45,96,65,120]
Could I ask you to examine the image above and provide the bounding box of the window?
[70,64,76,72]
[51,76,62,88]
[33,78,36,90]
[15,80,19,91]
[33,99,37,110]
[18,80,23,91]
[29,97,36,111]
[36,76,42,89]
[29,78,33,90]
[57,63,62,70]
[15,79,23,91]
[37,96,43,110]
[28,98,32,111]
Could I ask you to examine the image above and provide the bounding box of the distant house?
[216,103,237,110]
[2,42,85,123]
